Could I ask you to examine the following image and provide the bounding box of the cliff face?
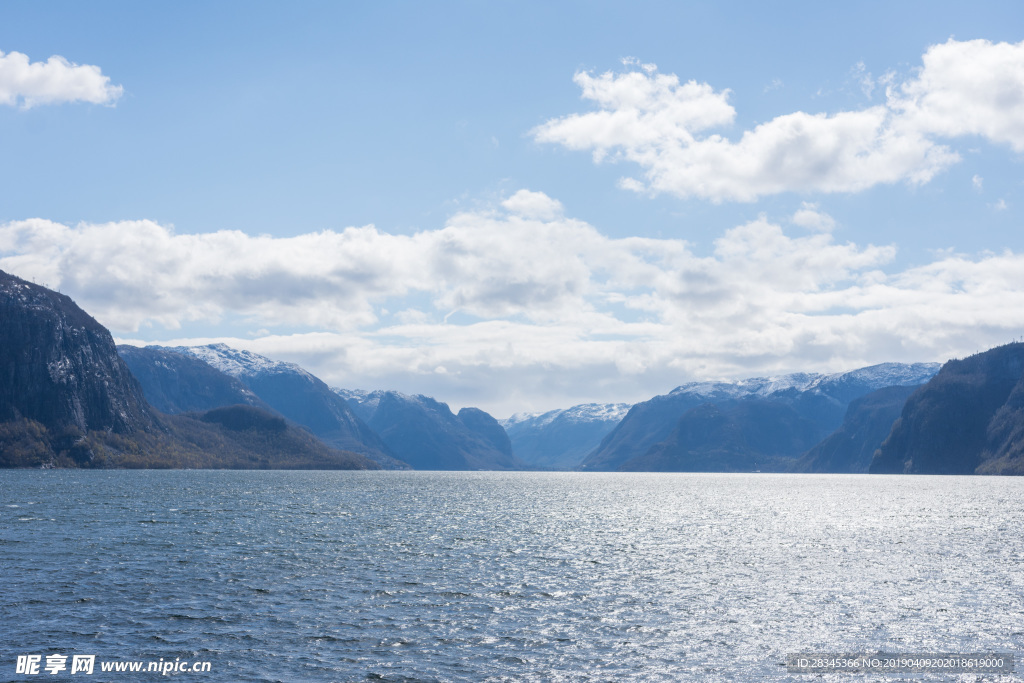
[0,270,153,434]
[871,343,1024,475]
[457,407,515,461]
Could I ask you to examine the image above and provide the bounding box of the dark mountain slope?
[871,343,1024,475]
[792,385,919,473]
[0,269,154,435]
[579,393,709,472]
[339,389,525,470]
[457,407,515,461]
[620,398,824,472]
[0,405,381,470]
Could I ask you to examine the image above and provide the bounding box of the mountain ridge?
[338,389,525,470]
[582,362,941,472]
[155,344,400,466]
[501,403,631,469]
[0,270,379,470]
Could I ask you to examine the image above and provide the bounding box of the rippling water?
[1,470,1022,681]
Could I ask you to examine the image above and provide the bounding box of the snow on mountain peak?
[163,343,315,381]
[666,362,941,401]
[500,403,631,429]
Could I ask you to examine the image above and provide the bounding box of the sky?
[1,1,1023,417]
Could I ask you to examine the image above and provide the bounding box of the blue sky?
[1,1,1023,416]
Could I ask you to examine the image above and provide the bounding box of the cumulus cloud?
[0,50,122,107]
[790,203,837,232]
[533,38,1024,202]
[892,38,1024,151]
[6,192,1024,415]
[501,189,564,220]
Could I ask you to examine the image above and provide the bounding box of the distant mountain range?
[501,404,631,469]
[337,389,523,470]
[120,343,530,470]
[580,363,941,472]
[3,267,1023,475]
[122,343,401,467]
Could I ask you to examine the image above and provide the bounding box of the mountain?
[581,363,940,472]
[501,403,630,469]
[95,405,382,470]
[118,345,271,414]
[0,270,378,470]
[458,406,515,460]
[160,344,401,467]
[337,389,525,470]
[791,385,920,473]
[618,398,824,472]
[871,343,1024,475]
[172,405,379,470]
[0,270,155,437]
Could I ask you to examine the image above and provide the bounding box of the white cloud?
[892,38,1024,151]
[0,50,122,108]
[7,195,1024,415]
[501,189,564,220]
[533,39,1024,202]
[790,202,837,232]
[848,61,878,101]
[972,174,984,191]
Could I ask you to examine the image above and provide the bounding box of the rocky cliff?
[0,270,154,435]
[0,271,378,470]
[871,343,1024,475]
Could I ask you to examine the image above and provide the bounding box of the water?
[1,470,1022,681]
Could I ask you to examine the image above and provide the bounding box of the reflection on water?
[1,470,1022,681]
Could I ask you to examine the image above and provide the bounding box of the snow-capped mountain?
[168,343,315,380]
[118,345,270,415]
[503,402,632,430]
[580,362,941,472]
[143,344,399,466]
[665,362,941,402]
[501,402,632,470]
